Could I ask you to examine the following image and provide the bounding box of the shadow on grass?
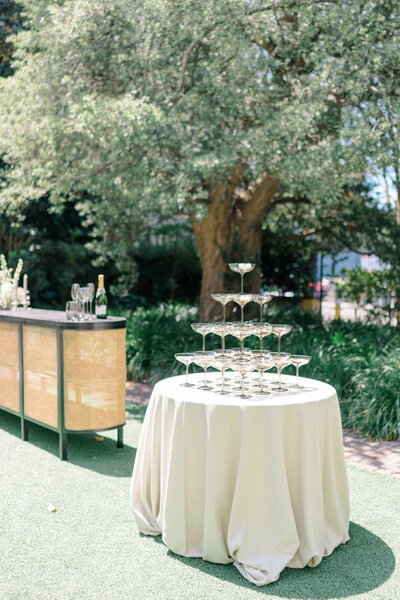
[0,410,138,477]
[125,402,147,423]
[149,522,395,599]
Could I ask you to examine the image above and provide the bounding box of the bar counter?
[0,309,126,459]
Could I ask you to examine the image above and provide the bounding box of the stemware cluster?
[175,262,312,396]
[66,283,95,321]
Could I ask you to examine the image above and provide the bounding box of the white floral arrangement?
[0,255,27,309]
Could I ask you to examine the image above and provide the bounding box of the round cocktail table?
[131,373,349,586]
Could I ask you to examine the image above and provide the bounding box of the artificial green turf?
[0,404,398,600]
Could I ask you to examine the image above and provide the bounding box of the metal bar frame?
[0,405,20,417]
[57,328,67,460]
[18,322,28,441]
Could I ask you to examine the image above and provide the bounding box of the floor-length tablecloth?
[131,373,350,586]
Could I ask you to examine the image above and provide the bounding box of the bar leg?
[117,426,124,448]
[60,432,67,460]
[21,419,28,441]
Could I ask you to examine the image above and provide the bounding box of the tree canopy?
[0,0,399,316]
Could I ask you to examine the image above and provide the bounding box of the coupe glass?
[252,352,274,395]
[191,322,213,351]
[86,283,95,318]
[224,347,254,384]
[210,322,231,353]
[232,293,255,324]
[253,294,273,322]
[228,263,255,293]
[269,352,292,392]
[174,352,196,387]
[253,322,273,352]
[231,358,253,398]
[229,322,255,355]
[192,351,216,390]
[211,354,231,395]
[290,355,312,388]
[271,323,293,353]
[211,293,234,322]
[71,283,80,301]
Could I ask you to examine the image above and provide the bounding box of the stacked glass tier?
[175,262,311,397]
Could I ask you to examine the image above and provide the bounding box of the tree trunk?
[191,174,280,321]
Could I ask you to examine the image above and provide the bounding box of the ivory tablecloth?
[131,373,350,586]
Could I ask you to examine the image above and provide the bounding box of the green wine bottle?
[95,274,108,319]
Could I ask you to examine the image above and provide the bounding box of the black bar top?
[0,308,126,330]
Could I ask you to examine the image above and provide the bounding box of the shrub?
[119,303,198,383]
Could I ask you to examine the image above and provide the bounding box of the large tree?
[0,0,399,318]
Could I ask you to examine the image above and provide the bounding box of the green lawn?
[0,405,398,600]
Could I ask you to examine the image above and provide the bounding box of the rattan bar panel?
[0,322,20,412]
[23,326,58,428]
[64,329,126,431]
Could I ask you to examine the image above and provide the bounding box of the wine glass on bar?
[269,351,292,392]
[192,351,216,390]
[232,293,255,324]
[71,283,80,301]
[253,294,273,322]
[271,324,292,353]
[78,287,88,320]
[228,263,255,293]
[191,323,213,351]
[86,283,95,318]
[174,353,196,387]
[290,355,312,388]
[65,301,75,321]
[211,294,234,322]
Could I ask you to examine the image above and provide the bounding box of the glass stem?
[296,365,299,386]
[277,334,281,353]
[240,338,244,356]
[278,366,282,389]
[221,369,225,393]
[240,304,244,324]
[185,363,189,385]
[259,303,263,322]
[223,304,226,322]
[222,335,225,353]
[259,336,263,353]
[240,274,244,294]
[202,334,205,352]
[203,367,207,386]
[241,373,245,395]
